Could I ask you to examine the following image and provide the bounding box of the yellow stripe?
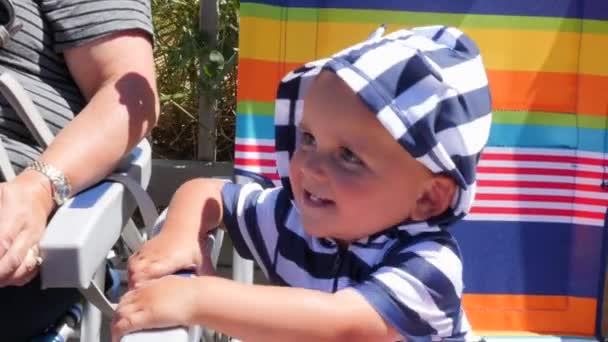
[240,17,608,75]
[580,33,608,75]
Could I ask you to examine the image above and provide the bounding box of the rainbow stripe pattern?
[235,0,608,339]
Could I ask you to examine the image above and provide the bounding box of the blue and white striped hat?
[275,26,492,226]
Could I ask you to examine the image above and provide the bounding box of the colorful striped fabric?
[235,0,608,338]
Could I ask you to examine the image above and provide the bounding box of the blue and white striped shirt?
[222,182,473,341]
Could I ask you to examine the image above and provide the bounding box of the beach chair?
[234,0,608,341]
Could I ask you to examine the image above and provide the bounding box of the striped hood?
[274,26,492,227]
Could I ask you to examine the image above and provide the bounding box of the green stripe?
[237,102,608,130]
[241,2,608,34]
[237,101,275,115]
[493,111,608,129]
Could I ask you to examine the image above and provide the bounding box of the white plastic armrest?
[121,326,202,342]
[39,140,152,289]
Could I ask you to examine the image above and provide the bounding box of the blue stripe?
[236,114,275,140]
[245,0,608,20]
[221,183,256,260]
[488,124,607,153]
[237,115,608,154]
[386,251,461,325]
[398,87,492,156]
[243,189,274,273]
[277,221,374,280]
[354,280,437,340]
[451,220,605,298]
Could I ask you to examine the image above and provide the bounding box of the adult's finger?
[0,227,38,285]
[8,246,41,286]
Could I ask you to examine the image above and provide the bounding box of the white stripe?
[255,188,282,263]
[353,41,417,79]
[478,160,605,173]
[275,252,333,291]
[374,269,453,336]
[275,150,291,179]
[401,34,445,53]
[437,113,491,156]
[274,99,291,125]
[284,207,338,254]
[235,151,275,160]
[442,55,488,93]
[398,222,441,236]
[455,184,476,216]
[335,66,369,92]
[235,138,275,146]
[465,213,603,227]
[474,200,606,213]
[377,106,407,138]
[281,69,307,83]
[429,143,457,171]
[295,99,305,126]
[394,75,459,127]
[335,276,355,290]
[443,27,465,48]
[476,186,608,200]
[416,154,444,173]
[234,165,277,175]
[405,241,463,294]
[235,183,269,277]
[350,242,396,264]
[476,173,589,184]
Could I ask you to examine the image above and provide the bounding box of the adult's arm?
[0,30,159,286]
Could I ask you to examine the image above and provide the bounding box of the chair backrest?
[235,0,608,338]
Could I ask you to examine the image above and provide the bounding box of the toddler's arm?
[127,178,226,288]
[113,275,399,342]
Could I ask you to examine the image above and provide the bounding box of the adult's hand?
[0,170,54,287]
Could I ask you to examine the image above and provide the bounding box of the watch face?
[56,186,70,200]
[54,179,70,204]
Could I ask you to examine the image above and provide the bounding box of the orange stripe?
[238,58,608,116]
[577,74,608,116]
[464,294,596,336]
[489,70,608,116]
[237,59,302,103]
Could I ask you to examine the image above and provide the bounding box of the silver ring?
[28,246,43,267]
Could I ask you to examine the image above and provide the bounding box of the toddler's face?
[289,71,433,242]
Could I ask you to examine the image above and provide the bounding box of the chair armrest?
[120,326,202,342]
[39,140,152,289]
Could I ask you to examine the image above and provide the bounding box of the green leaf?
[209,50,225,65]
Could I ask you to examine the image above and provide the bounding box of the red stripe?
[477,166,604,179]
[235,144,275,153]
[476,193,608,206]
[235,158,276,167]
[481,153,606,167]
[262,172,280,180]
[477,179,608,193]
[470,207,605,219]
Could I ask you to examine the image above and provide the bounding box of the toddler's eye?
[300,131,316,147]
[340,147,363,165]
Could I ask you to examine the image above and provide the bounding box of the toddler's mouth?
[304,190,334,206]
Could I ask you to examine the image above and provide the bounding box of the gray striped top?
[0,0,153,180]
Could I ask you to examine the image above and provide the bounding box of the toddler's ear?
[411,175,457,221]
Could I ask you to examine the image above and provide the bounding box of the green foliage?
[151,0,239,161]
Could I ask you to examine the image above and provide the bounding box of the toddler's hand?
[111,276,199,341]
[127,231,204,290]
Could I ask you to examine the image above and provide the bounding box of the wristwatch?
[26,160,71,206]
